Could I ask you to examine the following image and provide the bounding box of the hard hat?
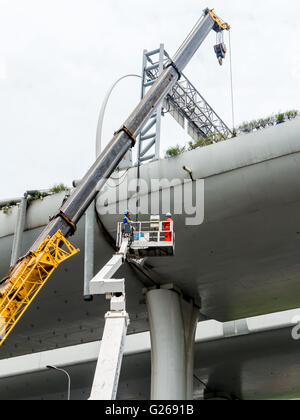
[166,213,172,217]
[124,210,130,215]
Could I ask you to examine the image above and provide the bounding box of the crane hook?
[214,42,227,66]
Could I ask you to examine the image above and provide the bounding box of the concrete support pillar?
[146,286,199,400]
[10,197,27,267]
[84,203,95,301]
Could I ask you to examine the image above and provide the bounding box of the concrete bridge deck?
[0,119,300,377]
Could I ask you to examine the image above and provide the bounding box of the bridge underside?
[0,120,300,400]
[1,311,300,400]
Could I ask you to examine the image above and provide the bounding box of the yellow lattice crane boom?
[0,232,79,345]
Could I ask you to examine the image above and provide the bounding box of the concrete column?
[146,286,199,400]
[10,197,27,267]
[84,203,94,301]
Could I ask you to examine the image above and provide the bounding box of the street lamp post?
[46,365,71,401]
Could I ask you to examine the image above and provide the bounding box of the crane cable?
[228,29,235,133]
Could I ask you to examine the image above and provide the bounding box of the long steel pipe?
[10,197,27,267]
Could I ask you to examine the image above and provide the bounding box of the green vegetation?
[49,183,68,194]
[285,110,299,119]
[0,184,69,214]
[164,109,299,158]
[165,144,186,158]
[188,132,228,151]
[26,191,49,206]
[165,133,229,158]
[0,200,19,214]
[237,110,298,135]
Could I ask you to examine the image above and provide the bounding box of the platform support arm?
[89,238,129,296]
[89,310,129,400]
[89,237,130,400]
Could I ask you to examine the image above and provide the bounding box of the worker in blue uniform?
[122,210,133,235]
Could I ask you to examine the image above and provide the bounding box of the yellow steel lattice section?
[0,230,79,347]
[208,9,231,31]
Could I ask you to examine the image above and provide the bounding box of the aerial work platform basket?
[116,219,175,258]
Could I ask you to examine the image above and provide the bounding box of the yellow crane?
[0,7,230,347]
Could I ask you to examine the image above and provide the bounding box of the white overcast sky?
[0,0,299,199]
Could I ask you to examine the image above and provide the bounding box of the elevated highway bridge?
[1,118,300,399]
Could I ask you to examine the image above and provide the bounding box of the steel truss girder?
[138,44,167,164]
[138,45,231,159]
